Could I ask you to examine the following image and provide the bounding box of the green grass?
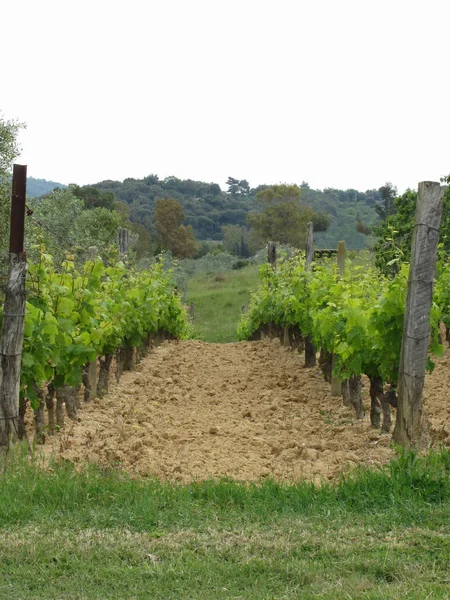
[186,265,260,343]
[1,447,450,598]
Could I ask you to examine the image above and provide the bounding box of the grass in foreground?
[1,447,450,599]
[186,265,260,343]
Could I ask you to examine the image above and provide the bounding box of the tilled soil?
[43,339,450,484]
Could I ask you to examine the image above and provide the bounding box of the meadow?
[186,263,260,343]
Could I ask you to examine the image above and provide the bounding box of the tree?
[153,198,198,258]
[375,182,398,220]
[311,211,331,232]
[0,113,25,265]
[0,115,25,176]
[70,184,115,210]
[222,225,252,257]
[226,177,250,198]
[247,184,320,248]
[26,188,122,265]
[373,185,450,274]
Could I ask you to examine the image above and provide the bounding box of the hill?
[27,176,67,197]
[93,175,380,250]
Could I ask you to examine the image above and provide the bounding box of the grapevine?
[239,253,443,430]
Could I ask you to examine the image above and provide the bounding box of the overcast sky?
[2,0,449,193]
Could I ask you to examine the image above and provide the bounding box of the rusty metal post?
[9,165,27,253]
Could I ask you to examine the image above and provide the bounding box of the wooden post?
[0,165,27,448]
[305,221,314,266]
[119,228,129,257]
[267,241,277,267]
[337,240,345,277]
[393,182,445,447]
[86,360,97,401]
[86,247,98,401]
[304,222,316,366]
[331,241,346,396]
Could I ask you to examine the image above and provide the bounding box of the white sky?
[1,0,449,193]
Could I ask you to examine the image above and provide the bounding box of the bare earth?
[42,339,450,484]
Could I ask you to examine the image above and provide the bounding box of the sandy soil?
[41,339,450,484]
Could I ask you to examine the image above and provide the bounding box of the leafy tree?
[247,184,320,248]
[0,113,24,176]
[375,182,398,220]
[26,188,121,265]
[75,207,121,249]
[154,198,198,258]
[143,174,160,185]
[90,174,378,249]
[222,225,252,257]
[311,211,331,232]
[226,177,250,198]
[0,112,25,265]
[373,185,450,273]
[70,184,115,210]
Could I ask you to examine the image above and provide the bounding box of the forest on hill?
[92,175,381,250]
[25,173,389,258]
[26,176,67,197]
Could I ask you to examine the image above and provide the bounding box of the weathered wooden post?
[393,182,445,447]
[0,165,27,449]
[83,246,98,402]
[119,228,129,257]
[337,240,345,277]
[305,221,314,266]
[267,241,277,267]
[331,241,346,396]
[304,222,316,366]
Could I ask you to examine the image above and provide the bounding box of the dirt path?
[45,339,450,484]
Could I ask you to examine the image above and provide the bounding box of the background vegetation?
[26,174,383,257]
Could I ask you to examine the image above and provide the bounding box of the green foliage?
[301,186,379,250]
[1,248,190,406]
[373,185,450,274]
[154,197,199,258]
[0,113,24,177]
[375,181,398,220]
[26,188,122,265]
[0,112,25,266]
[94,175,380,250]
[248,184,321,248]
[226,176,250,197]
[373,188,417,273]
[221,224,253,257]
[239,254,442,385]
[70,184,115,210]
